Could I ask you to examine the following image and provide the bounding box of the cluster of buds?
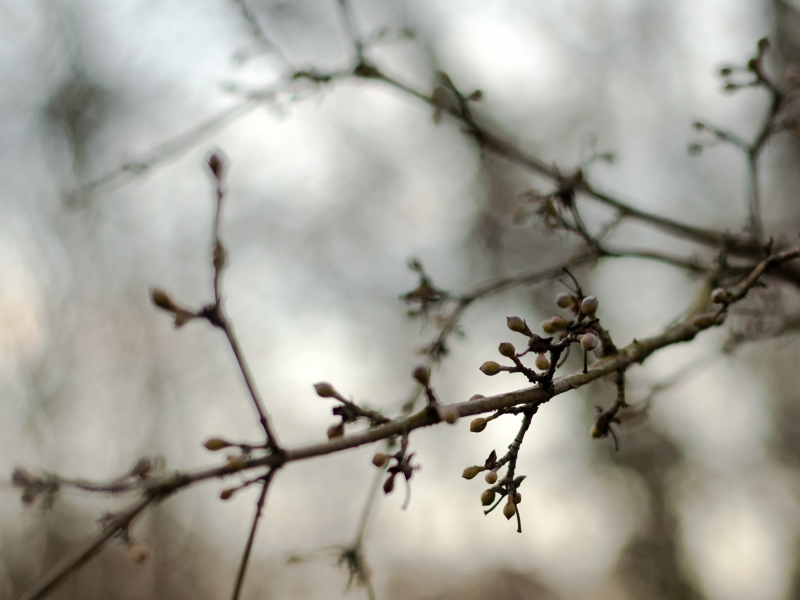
[462,450,526,526]
[313,381,391,440]
[372,442,419,507]
[479,287,605,387]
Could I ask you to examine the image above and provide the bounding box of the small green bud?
[506,316,527,334]
[204,438,231,451]
[479,361,501,376]
[481,489,496,506]
[498,342,516,358]
[462,465,484,480]
[470,418,488,433]
[580,333,599,351]
[412,364,430,386]
[711,288,727,304]
[555,293,573,308]
[327,422,345,439]
[503,498,516,520]
[484,470,498,484]
[580,296,598,316]
[534,353,550,370]
[372,453,388,467]
[314,382,336,398]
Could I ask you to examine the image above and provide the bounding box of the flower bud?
[204,438,231,451]
[535,353,550,370]
[469,394,485,402]
[470,418,488,433]
[758,37,770,52]
[479,361,501,376]
[220,488,236,500]
[580,296,598,316]
[541,318,557,334]
[412,364,430,386]
[129,542,151,563]
[327,422,345,439]
[481,489,496,506]
[462,465,484,479]
[372,453,388,467]
[150,288,174,311]
[506,316,528,334]
[590,424,602,438]
[498,342,516,358]
[513,492,522,504]
[383,474,396,494]
[313,382,336,398]
[485,471,498,484]
[208,153,223,179]
[503,498,516,520]
[580,333,599,351]
[711,288,727,304]
[555,293,573,308]
[436,405,459,425]
[692,313,714,329]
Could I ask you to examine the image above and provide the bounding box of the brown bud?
[720,67,733,77]
[484,471,498,484]
[534,353,550,371]
[327,422,345,439]
[11,467,36,487]
[711,288,727,304]
[128,542,151,563]
[383,474,396,494]
[226,456,247,471]
[150,288,174,311]
[758,37,770,52]
[208,153,223,179]
[580,296,598,316]
[555,293,573,308]
[313,382,336,398]
[503,498,516,520]
[481,489,496,506]
[436,405,459,425]
[372,453,388,467]
[412,364,430,386]
[513,492,522,504]
[470,417,488,433]
[469,394,485,402]
[479,361,501,376]
[747,57,758,71]
[220,488,236,500]
[462,465,484,479]
[580,333,599,351]
[204,438,231,451]
[213,241,227,271]
[498,342,516,358]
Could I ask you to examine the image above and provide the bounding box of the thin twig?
[230,469,278,600]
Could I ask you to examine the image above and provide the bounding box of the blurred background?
[3,0,800,598]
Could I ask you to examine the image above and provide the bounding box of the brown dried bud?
[208,153,223,179]
[470,417,488,433]
[220,488,236,500]
[436,405,459,425]
[711,288,727,304]
[555,293,573,308]
[481,489,496,506]
[150,288,174,311]
[313,382,336,398]
[412,364,430,386]
[506,316,529,334]
[479,361,501,376]
[204,438,231,451]
[513,492,522,504]
[485,470,498,485]
[692,313,715,329]
[383,474,396,494]
[213,241,227,271]
[462,465,484,480]
[580,333,599,351]
[580,296,598,316]
[327,422,345,439]
[590,424,603,438]
[128,542,151,564]
[469,394,485,402]
[747,57,758,71]
[372,453,388,468]
[498,342,516,358]
[503,498,516,520]
[534,353,550,371]
[226,456,247,471]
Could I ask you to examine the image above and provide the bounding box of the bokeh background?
[3,0,800,599]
